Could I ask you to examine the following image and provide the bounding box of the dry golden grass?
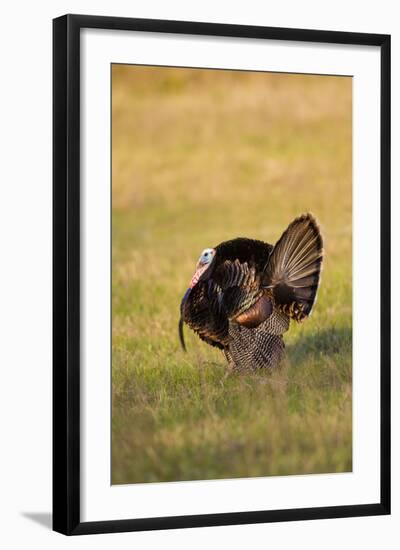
[112,65,352,484]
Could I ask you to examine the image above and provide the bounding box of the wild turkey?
[179,213,323,371]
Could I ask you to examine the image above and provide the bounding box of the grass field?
[111,65,352,484]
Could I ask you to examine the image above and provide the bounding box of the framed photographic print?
[53,14,391,535]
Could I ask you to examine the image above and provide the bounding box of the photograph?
[111,64,352,485]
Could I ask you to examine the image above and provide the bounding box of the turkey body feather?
[180,213,323,371]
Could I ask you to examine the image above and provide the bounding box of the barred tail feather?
[263,213,323,321]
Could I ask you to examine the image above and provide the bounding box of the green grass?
[111,66,352,484]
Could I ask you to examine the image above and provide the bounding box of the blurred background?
[112,65,352,484]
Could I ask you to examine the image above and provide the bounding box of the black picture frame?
[53,14,391,536]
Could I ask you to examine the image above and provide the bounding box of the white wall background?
[0,1,398,548]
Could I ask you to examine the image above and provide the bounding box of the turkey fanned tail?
[263,213,323,321]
